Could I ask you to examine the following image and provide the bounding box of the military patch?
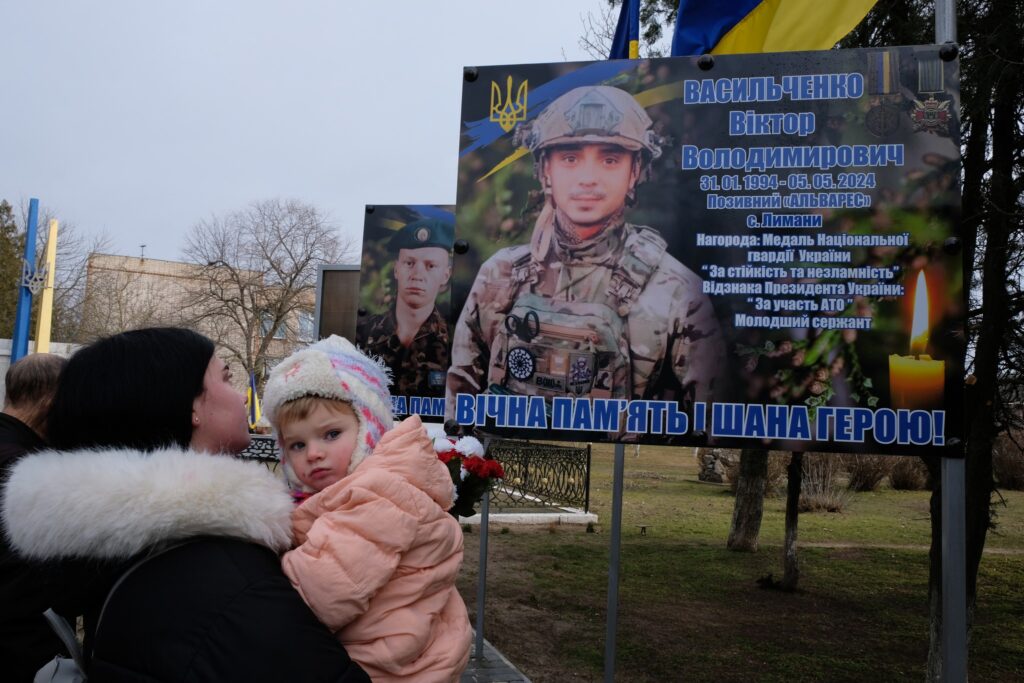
[428,370,446,388]
[507,347,536,381]
[568,354,595,395]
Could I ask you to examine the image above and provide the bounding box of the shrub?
[842,454,895,492]
[994,434,1024,490]
[799,453,850,513]
[889,457,929,491]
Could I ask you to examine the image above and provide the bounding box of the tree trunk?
[727,448,769,551]
[781,452,803,591]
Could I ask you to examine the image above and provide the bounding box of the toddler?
[262,335,471,683]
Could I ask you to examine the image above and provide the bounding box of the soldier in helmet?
[447,85,722,422]
[357,217,453,397]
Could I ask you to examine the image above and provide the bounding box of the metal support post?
[934,4,966,681]
[603,443,625,682]
[474,489,490,659]
[941,457,967,683]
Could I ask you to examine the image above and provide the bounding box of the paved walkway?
[460,635,532,683]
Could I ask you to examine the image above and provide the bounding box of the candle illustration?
[888,270,944,409]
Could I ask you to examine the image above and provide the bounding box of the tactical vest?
[486,225,667,401]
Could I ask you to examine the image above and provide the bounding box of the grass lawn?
[456,444,1024,682]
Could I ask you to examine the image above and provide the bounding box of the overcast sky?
[1,1,605,261]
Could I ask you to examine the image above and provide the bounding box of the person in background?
[0,353,68,682]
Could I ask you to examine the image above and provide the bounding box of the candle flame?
[910,270,929,355]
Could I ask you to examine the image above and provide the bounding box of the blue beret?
[389,218,454,251]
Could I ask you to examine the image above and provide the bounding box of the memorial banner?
[447,47,963,455]
[356,204,455,419]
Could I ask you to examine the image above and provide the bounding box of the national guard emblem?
[490,76,528,133]
[568,355,595,395]
[911,96,951,135]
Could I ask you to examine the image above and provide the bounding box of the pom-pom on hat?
[263,335,394,477]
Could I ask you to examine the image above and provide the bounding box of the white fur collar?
[1,447,294,561]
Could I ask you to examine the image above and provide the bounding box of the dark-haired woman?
[0,328,369,682]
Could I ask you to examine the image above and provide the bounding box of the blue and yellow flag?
[247,372,262,430]
[670,0,878,56]
[610,0,641,59]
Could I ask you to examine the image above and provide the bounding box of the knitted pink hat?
[263,336,393,486]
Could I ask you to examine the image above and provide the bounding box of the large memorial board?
[447,46,963,455]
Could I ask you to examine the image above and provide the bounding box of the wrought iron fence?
[486,439,591,512]
[238,435,280,473]
[238,435,592,512]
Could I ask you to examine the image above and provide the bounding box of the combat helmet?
[514,85,664,176]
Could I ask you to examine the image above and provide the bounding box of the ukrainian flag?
[671,0,878,56]
[610,0,641,59]
[247,372,262,430]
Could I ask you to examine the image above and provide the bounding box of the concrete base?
[458,507,598,526]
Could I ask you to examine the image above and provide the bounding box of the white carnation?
[455,436,484,457]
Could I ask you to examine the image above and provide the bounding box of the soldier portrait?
[357,211,454,403]
[447,84,723,423]
[448,50,965,453]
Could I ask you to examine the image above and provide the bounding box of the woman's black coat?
[1,446,370,683]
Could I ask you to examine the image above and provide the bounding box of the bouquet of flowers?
[427,425,505,518]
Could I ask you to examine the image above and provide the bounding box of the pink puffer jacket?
[282,414,471,682]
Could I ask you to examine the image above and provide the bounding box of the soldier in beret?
[447,86,722,422]
[357,218,453,397]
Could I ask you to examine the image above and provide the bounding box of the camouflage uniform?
[447,217,721,407]
[447,85,722,415]
[358,306,450,397]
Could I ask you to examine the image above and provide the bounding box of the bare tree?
[76,254,180,341]
[44,223,114,342]
[6,199,113,342]
[579,4,619,59]
[181,198,356,380]
[579,0,677,59]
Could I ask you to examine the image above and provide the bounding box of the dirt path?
[796,541,1024,555]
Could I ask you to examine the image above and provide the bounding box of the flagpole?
[11,198,40,363]
[34,219,59,353]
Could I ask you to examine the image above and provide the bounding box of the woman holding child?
[1,328,370,682]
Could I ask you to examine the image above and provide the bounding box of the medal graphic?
[912,51,952,136]
[865,50,901,137]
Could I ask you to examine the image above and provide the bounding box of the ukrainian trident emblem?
[490,76,528,133]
